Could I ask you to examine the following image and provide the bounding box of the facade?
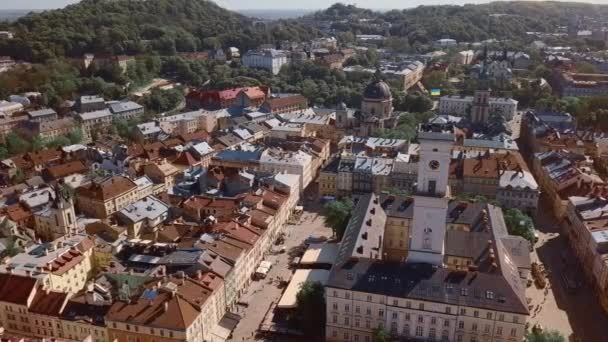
[34,117,78,141]
[33,189,78,241]
[27,108,58,123]
[75,175,139,218]
[242,49,288,75]
[158,110,216,136]
[555,71,608,97]
[77,109,113,141]
[77,95,106,113]
[438,96,518,121]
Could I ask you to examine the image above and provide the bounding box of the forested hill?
[305,2,608,45]
[0,0,320,63]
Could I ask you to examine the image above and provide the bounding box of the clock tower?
[407,123,454,266]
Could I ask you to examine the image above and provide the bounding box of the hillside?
[0,0,320,62]
[306,2,608,45]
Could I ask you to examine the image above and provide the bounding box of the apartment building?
[117,196,169,238]
[26,108,58,123]
[108,101,144,121]
[76,109,113,141]
[438,96,518,121]
[242,49,288,75]
[0,234,94,294]
[259,148,313,192]
[260,94,308,114]
[75,175,139,218]
[106,274,223,342]
[532,150,604,218]
[158,110,216,136]
[0,274,71,340]
[31,117,78,141]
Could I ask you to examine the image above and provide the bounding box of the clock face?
[428,160,440,170]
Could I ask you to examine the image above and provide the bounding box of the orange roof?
[45,160,88,179]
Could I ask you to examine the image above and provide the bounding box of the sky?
[0,0,607,10]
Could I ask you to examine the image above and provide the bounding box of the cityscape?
[1,1,608,341]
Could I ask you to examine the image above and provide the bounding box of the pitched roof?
[76,176,137,201]
[45,161,88,179]
[29,288,68,316]
[0,273,37,305]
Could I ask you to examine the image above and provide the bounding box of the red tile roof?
[29,288,68,316]
[76,176,137,201]
[45,161,88,179]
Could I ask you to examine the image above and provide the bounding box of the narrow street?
[528,196,608,341]
[229,203,332,342]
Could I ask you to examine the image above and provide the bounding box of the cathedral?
[335,76,400,137]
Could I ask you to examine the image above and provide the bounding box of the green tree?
[0,146,8,160]
[5,133,29,156]
[3,236,21,257]
[67,128,84,144]
[525,329,566,342]
[323,198,354,240]
[46,136,71,149]
[372,326,392,342]
[503,208,535,242]
[31,135,46,152]
[295,281,326,338]
[574,61,599,74]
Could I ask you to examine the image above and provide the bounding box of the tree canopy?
[323,198,354,240]
[526,329,566,342]
[503,208,535,242]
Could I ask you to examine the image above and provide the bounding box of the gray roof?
[118,196,169,224]
[109,101,144,114]
[335,194,386,266]
[28,108,57,118]
[80,95,104,104]
[78,109,112,121]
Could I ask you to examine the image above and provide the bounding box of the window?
[441,330,449,341]
[496,327,503,336]
[392,312,398,319]
[513,316,519,324]
[391,322,398,334]
[344,317,350,325]
[429,328,436,340]
[460,308,466,315]
[345,292,351,299]
[378,309,384,318]
[486,312,492,320]
[473,310,479,318]
[366,308,371,315]
[431,317,437,325]
[419,303,425,310]
[405,313,411,321]
[403,324,410,336]
[445,307,451,314]
[418,316,424,323]
[366,320,371,329]
[333,315,338,323]
[444,319,450,327]
[472,323,478,332]
[355,319,360,328]
[367,295,372,302]
[333,303,338,310]
[484,325,490,334]
[345,304,350,312]
[355,306,360,314]
[511,328,517,337]
[415,326,424,337]
[344,332,348,340]
[393,299,398,306]
[458,321,464,329]
[498,314,505,321]
[354,335,359,342]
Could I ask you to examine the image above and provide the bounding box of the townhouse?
[75,175,139,218]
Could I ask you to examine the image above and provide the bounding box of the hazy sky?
[0,0,606,10]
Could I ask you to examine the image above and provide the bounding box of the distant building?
[26,108,58,123]
[456,50,475,65]
[186,86,268,110]
[242,49,288,75]
[77,95,106,113]
[555,71,608,97]
[438,95,518,121]
[435,38,457,47]
[108,101,144,121]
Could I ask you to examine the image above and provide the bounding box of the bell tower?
[407,123,454,266]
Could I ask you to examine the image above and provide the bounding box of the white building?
[436,38,457,47]
[242,49,288,75]
[438,95,518,121]
[259,148,313,192]
[456,50,475,65]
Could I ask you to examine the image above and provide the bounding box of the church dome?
[363,79,392,100]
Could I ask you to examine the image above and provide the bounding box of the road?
[528,195,608,341]
[229,203,332,342]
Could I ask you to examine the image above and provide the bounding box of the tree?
[323,198,354,240]
[372,326,392,342]
[67,128,84,144]
[503,208,535,242]
[0,146,8,160]
[5,133,29,156]
[526,329,566,342]
[3,236,21,257]
[295,281,325,338]
[31,135,46,152]
[46,136,71,149]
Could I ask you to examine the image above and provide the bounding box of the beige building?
[75,175,139,218]
[143,159,181,191]
[0,234,95,294]
[259,148,314,192]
